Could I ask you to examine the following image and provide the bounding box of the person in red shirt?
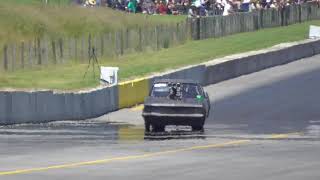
[157,0,168,14]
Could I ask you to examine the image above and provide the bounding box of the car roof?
[153,79,200,85]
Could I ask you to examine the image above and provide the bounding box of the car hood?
[144,97,203,108]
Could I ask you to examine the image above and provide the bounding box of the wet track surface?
[1,55,320,179]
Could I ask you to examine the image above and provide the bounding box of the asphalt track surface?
[1,55,320,180]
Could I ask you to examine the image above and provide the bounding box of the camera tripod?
[83,46,100,79]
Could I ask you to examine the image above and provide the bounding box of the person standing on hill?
[188,5,197,17]
[241,0,250,11]
[159,0,168,14]
[222,0,232,15]
[127,0,137,12]
[142,0,156,14]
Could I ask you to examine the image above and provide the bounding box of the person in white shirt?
[223,0,232,16]
[188,6,197,17]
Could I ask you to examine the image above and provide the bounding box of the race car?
[142,79,211,132]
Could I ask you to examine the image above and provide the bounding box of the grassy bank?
[9,0,71,5]
[0,2,185,45]
[0,20,318,90]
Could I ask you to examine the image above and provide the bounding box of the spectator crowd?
[75,0,311,17]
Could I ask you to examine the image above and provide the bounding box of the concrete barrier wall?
[0,86,118,125]
[205,39,320,85]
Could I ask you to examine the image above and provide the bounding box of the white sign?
[100,66,119,85]
[309,25,320,39]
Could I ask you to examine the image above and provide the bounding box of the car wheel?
[192,125,204,131]
[145,121,151,132]
[152,124,165,132]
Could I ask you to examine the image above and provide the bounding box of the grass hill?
[0,1,185,45]
[9,0,79,5]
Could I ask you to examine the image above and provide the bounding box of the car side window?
[183,84,202,98]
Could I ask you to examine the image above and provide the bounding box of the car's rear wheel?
[192,125,204,131]
[152,124,165,132]
[145,121,151,132]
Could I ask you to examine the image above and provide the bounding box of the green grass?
[8,0,71,5]
[0,2,185,46]
[0,20,318,90]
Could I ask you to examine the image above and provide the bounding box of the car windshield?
[151,83,202,98]
[151,83,171,97]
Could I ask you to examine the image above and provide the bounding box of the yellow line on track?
[269,132,302,139]
[270,134,290,139]
[0,140,250,176]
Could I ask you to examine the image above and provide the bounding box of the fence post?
[186,18,191,40]
[120,30,124,55]
[197,17,201,40]
[68,37,72,60]
[37,38,42,65]
[280,6,289,26]
[175,23,179,43]
[298,4,302,23]
[28,41,32,68]
[81,36,85,61]
[109,32,115,57]
[93,36,98,58]
[100,35,104,57]
[52,40,57,64]
[138,27,142,51]
[44,38,49,65]
[74,38,78,61]
[58,38,63,63]
[88,34,92,58]
[21,41,25,69]
[3,45,8,71]
[125,28,129,51]
[12,44,16,71]
[155,26,159,50]
[33,39,37,66]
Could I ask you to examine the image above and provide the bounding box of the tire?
[145,121,151,132]
[152,124,165,132]
[192,125,204,131]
